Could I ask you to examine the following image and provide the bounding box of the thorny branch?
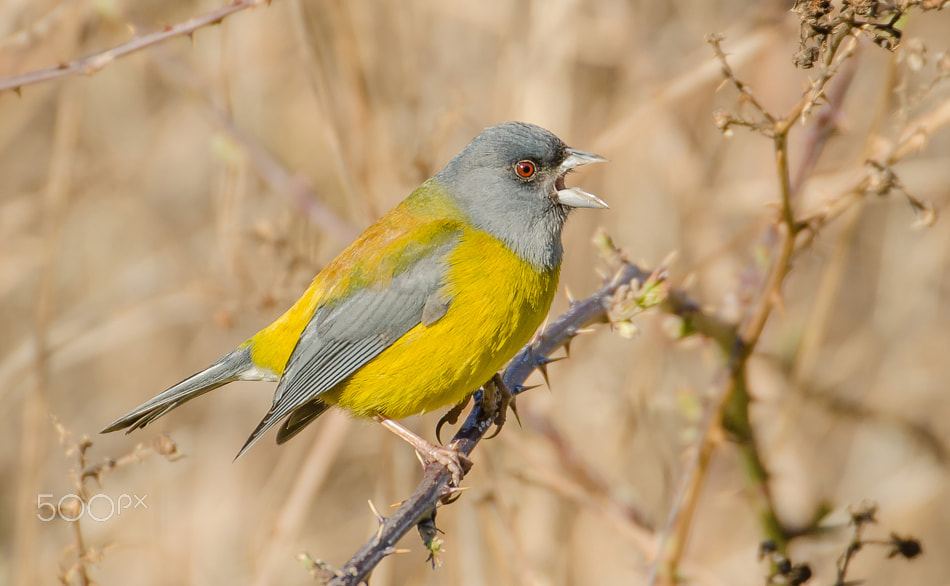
[0,0,270,94]
[315,250,731,585]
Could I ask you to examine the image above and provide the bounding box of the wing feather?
[235,231,460,457]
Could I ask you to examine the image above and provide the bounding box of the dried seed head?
[793,45,820,69]
[888,533,923,559]
[793,0,833,21]
[845,0,879,17]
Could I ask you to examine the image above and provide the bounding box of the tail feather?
[101,348,255,434]
[233,396,330,461]
[276,400,330,445]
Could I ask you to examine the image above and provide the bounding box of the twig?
[656,4,946,581]
[0,0,269,94]
[51,417,181,585]
[834,501,923,586]
[801,94,950,239]
[707,33,776,126]
[652,22,868,583]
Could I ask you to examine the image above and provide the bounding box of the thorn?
[509,397,522,428]
[658,249,679,270]
[575,327,596,335]
[563,338,571,358]
[528,324,543,348]
[513,383,540,394]
[438,485,469,506]
[539,316,550,337]
[609,265,628,286]
[381,546,411,556]
[187,31,195,47]
[565,286,576,305]
[413,449,427,470]
[368,499,385,525]
[13,86,22,98]
[537,362,551,389]
[439,485,469,498]
[535,356,565,390]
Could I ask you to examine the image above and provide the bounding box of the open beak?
[555,148,609,209]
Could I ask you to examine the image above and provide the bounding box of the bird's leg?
[374,416,472,485]
[483,373,520,440]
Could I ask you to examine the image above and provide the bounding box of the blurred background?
[2,1,949,584]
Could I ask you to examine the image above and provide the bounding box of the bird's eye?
[515,160,536,178]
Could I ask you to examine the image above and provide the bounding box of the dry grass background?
[2,1,949,584]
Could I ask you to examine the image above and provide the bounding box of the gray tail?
[101,348,255,434]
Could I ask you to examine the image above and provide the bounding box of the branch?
[0,0,269,94]
[652,23,866,582]
[325,258,679,585]
[656,5,946,580]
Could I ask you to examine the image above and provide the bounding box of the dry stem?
[0,0,270,94]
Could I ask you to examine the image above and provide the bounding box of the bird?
[102,121,607,482]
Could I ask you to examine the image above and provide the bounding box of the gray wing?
[235,235,459,457]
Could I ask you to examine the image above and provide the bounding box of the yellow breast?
[328,229,559,418]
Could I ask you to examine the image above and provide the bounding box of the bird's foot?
[417,442,471,487]
[375,416,472,485]
[483,373,520,440]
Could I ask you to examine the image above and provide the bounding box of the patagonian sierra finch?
[103,121,608,483]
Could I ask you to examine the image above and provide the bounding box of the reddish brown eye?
[515,160,536,178]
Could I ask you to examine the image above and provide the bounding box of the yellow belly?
[327,229,559,418]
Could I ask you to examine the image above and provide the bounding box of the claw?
[436,395,471,445]
[483,374,516,440]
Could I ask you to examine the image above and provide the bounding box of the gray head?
[434,121,607,271]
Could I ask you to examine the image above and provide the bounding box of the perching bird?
[102,121,607,481]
